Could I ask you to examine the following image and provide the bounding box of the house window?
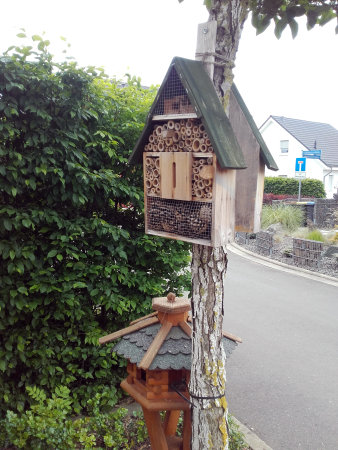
[280,140,289,154]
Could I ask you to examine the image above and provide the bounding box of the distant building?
[260,116,338,198]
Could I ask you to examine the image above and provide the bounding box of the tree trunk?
[190,1,248,449]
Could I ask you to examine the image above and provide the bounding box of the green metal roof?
[231,84,278,171]
[129,57,247,169]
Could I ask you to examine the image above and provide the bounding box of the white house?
[260,116,338,198]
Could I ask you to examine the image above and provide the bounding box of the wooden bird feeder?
[129,57,248,246]
[99,293,241,450]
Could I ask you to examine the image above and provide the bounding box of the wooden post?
[142,407,168,450]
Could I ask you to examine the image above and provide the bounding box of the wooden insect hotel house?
[129,57,247,246]
[99,293,240,450]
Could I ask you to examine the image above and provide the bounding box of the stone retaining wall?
[314,199,338,229]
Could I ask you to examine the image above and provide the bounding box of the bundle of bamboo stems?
[191,157,214,200]
[145,156,160,196]
[144,119,214,153]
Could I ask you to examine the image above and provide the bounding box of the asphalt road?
[223,250,338,450]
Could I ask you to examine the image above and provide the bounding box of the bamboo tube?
[193,174,200,182]
[148,173,154,181]
[145,157,152,166]
[152,144,158,152]
[186,128,192,137]
[153,169,159,178]
[180,126,186,136]
[172,144,179,152]
[186,120,193,128]
[155,126,162,136]
[199,159,205,165]
[163,124,168,130]
[199,124,205,133]
[203,132,208,139]
[209,146,214,152]
[193,160,200,168]
[204,178,212,187]
[165,138,173,147]
[200,144,207,153]
[150,188,156,194]
[144,144,149,151]
[154,137,158,144]
[193,167,199,174]
[149,134,154,143]
[192,125,199,134]
[152,178,159,187]
[156,187,161,195]
[195,189,203,198]
[174,122,181,131]
[172,131,180,142]
[205,186,211,193]
[158,142,164,152]
[155,158,160,168]
[180,119,185,126]
[179,141,184,149]
[192,139,201,151]
[206,192,212,199]
[145,179,152,189]
[198,180,205,189]
[185,138,192,148]
[207,157,213,164]
[147,143,153,151]
[167,120,175,129]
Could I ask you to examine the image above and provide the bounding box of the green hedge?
[264,177,326,198]
[0,36,190,415]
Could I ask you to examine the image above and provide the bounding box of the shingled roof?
[129,57,247,170]
[113,321,238,371]
[270,116,338,167]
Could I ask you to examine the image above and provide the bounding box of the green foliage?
[264,177,326,198]
[0,386,147,449]
[261,204,305,232]
[0,35,191,415]
[0,388,248,449]
[305,229,325,242]
[228,415,248,450]
[249,0,338,38]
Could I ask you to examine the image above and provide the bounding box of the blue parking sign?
[295,158,306,172]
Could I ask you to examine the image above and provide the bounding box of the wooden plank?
[139,321,173,370]
[152,113,197,121]
[142,408,169,450]
[160,153,174,199]
[195,21,217,80]
[163,410,181,437]
[173,153,192,201]
[98,316,159,345]
[129,311,158,326]
[182,409,192,450]
[146,229,212,246]
[179,321,192,337]
[222,331,242,343]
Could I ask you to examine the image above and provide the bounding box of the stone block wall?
[314,199,338,229]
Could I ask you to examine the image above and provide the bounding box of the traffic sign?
[295,158,306,172]
[302,150,321,159]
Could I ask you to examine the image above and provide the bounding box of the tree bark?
[190,2,248,449]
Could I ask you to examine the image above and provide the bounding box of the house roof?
[231,85,278,171]
[113,321,238,371]
[129,56,247,170]
[270,116,338,167]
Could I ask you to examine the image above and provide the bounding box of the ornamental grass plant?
[261,204,305,233]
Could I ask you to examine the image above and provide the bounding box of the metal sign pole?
[298,179,302,202]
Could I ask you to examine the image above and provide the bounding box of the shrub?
[306,229,325,242]
[261,204,304,232]
[264,177,325,198]
[0,35,190,415]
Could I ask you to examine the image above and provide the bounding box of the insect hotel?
[129,57,247,246]
[99,293,240,450]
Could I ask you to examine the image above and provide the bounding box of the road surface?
[223,249,338,450]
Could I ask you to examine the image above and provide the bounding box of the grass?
[261,204,304,232]
[305,229,325,242]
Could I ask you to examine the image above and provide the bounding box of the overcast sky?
[1,0,337,129]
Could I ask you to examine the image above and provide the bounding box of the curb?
[232,417,273,450]
[228,242,338,287]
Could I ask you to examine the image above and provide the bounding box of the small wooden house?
[129,57,247,246]
[99,294,240,450]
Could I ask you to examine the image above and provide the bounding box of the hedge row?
[264,177,326,198]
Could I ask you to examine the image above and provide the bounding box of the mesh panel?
[153,67,194,116]
[293,238,323,268]
[147,197,212,241]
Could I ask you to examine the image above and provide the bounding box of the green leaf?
[3,219,12,231]
[9,250,15,260]
[47,249,58,258]
[289,18,299,39]
[274,18,288,39]
[73,282,87,288]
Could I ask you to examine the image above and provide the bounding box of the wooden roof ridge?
[138,321,173,370]
[230,83,278,171]
[99,316,159,345]
[187,316,241,343]
[129,311,158,326]
[129,56,246,170]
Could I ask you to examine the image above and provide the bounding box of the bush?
[264,177,325,198]
[0,35,190,415]
[261,204,304,232]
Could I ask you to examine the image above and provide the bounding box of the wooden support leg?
[182,408,192,450]
[142,407,168,450]
[163,410,181,436]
